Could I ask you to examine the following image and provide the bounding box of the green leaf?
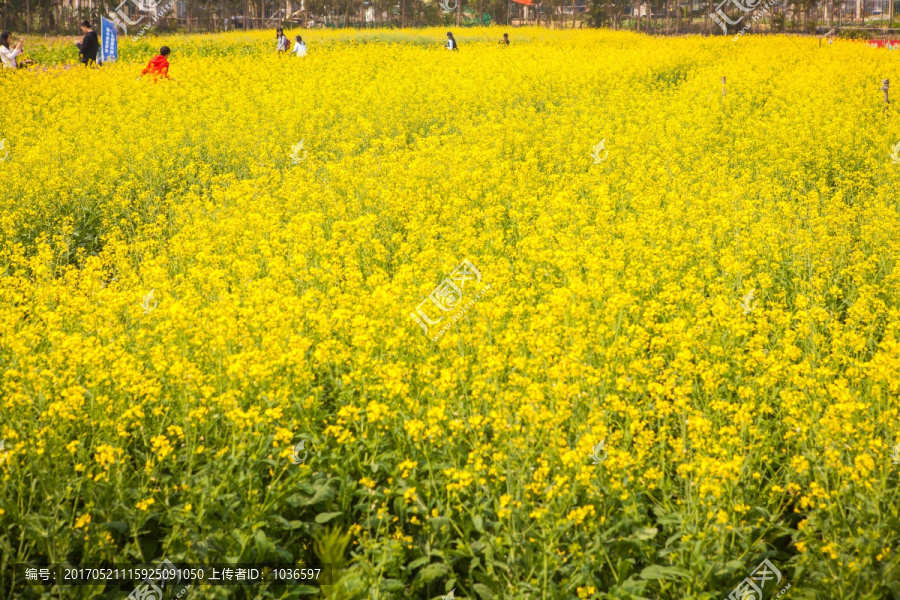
[429,516,451,531]
[616,558,634,582]
[473,515,484,533]
[639,565,691,580]
[655,513,682,526]
[315,512,343,524]
[407,557,430,571]
[295,585,320,594]
[620,577,650,597]
[103,521,128,533]
[83,582,106,599]
[473,583,496,599]
[382,579,405,591]
[285,494,308,507]
[285,484,335,507]
[714,560,747,577]
[614,539,642,555]
[633,527,659,540]
[416,562,450,583]
[473,570,500,589]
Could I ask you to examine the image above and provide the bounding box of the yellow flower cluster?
[0,28,899,597]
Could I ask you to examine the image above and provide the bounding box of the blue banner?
[100,17,118,63]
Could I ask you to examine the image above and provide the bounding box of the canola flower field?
[2,27,900,600]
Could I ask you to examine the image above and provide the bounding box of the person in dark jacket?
[74,21,99,65]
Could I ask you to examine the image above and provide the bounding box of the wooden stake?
[722,76,727,96]
[882,79,890,105]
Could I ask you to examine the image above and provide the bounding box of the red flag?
[512,0,533,5]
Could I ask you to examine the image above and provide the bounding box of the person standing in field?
[446,31,459,51]
[1,32,24,68]
[499,33,509,45]
[276,28,290,54]
[138,46,171,80]
[293,35,307,57]
[0,32,34,68]
[74,21,99,66]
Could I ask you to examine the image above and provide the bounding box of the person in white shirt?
[276,28,289,54]
[293,35,307,57]
[0,31,24,68]
[445,32,458,51]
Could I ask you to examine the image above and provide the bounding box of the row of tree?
[0,0,516,32]
[589,0,895,33]
[0,0,894,35]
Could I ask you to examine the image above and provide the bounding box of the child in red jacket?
[139,46,170,80]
